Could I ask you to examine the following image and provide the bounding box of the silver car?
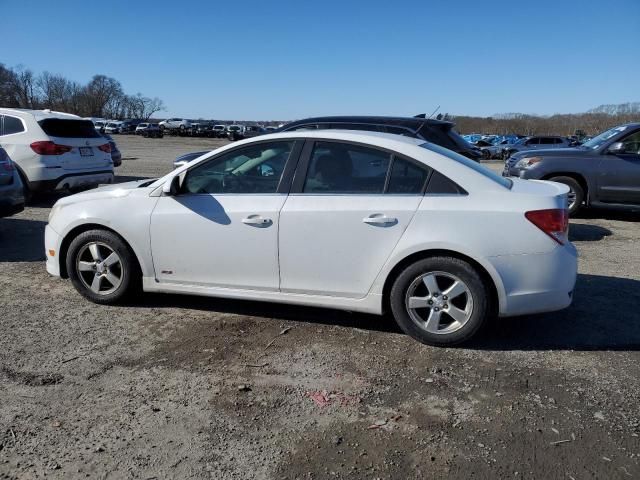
[502,136,573,159]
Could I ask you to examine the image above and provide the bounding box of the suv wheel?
[66,229,139,304]
[390,257,490,346]
[549,176,584,215]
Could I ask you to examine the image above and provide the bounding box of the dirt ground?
[1,134,639,479]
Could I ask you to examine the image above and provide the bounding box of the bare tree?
[10,66,39,108]
[0,64,19,107]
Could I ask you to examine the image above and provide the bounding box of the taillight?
[98,143,111,153]
[525,209,569,245]
[30,141,72,155]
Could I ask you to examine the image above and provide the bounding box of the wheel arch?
[58,223,144,279]
[380,248,502,317]
[541,172,589,203]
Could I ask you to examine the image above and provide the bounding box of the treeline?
[0,64,165,120]
[450,102,640,136]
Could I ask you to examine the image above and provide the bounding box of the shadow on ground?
[569,223,612,241]
[130,273,639,352]
[0,217,47,262]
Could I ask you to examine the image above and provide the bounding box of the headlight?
[515,157,542,168]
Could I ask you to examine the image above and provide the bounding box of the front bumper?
[45,224,63,277]
[492,242,578,317]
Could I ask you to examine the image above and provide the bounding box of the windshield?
[581,125,629,150]
[420,142,513,189]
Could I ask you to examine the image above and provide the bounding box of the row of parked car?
[1,107,639,220]
[463,133,593,160]
[89,117,281,141]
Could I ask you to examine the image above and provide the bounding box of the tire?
[482,149,491,160]
[390,256,490,346]
[66,229,140,304]
[548,176,584,216]
[17,170,33,204]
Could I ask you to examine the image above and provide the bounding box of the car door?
[149,139,302,290]
[597,130,640,204]
[278,140,428,298]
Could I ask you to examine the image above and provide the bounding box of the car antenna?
[427,105,441,119]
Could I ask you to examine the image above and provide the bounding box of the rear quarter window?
[1,115,26,136]
[420,142,513,189]
[38,119,100,138]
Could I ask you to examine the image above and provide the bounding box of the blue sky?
[3,0,639,120]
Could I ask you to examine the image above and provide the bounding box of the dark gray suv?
[503,123,640,215]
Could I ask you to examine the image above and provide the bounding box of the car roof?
[0,108,81,121]
[281,115,454,130]
[238,129,426,147]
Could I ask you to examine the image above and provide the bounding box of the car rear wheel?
[549,176,584,215]
[66,229,139,304]
[390,257,490,346]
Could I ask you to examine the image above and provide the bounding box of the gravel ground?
[1,134,639,479]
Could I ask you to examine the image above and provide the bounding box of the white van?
[0,109,114,197]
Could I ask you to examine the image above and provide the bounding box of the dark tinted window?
[425,170,466,195]
[387,157,430,194]
[38,119,100,138]
[303,141,391,194]
[184,141,293,194]
[419,125,459,150]
[539,137,557,145]
[525,138,540,145]
[1,116,25,136]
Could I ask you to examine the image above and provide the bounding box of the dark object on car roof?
[277,115,482,161]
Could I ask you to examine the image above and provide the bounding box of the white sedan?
[45,131,577,345]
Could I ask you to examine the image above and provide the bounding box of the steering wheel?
[222,172,251,192]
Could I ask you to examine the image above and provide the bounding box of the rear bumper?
[30,171,114,192]
[492,243,578,317]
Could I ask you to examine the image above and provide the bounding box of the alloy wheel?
[76,242,124,295]
[405,271,474,335]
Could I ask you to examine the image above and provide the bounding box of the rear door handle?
[242,215,272,227]
[363,214,398,226]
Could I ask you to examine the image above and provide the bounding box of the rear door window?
[38,119,100,138]
[303,141,391,194]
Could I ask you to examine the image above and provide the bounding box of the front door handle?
[363,214,398,226]
[242,215,272,227]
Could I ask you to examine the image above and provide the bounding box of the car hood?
[54,180,153,206]
[513,147,588,159]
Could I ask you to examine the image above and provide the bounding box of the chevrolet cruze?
[45,131,577,345]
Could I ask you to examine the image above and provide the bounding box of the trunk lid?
[38,118,112,170]
[509,178,570,210]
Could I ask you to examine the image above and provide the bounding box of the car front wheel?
[390,257,490,346]
[548,176,584,216]
[66,229,139,304]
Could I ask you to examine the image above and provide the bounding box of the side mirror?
[607,142,625,154]
[162,175,182,196]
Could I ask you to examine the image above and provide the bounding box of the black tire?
[66,229,140,304]
[482,149,491,160]
[17,171,33,204]
[390,256,490,346]
[548,176,584,216]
